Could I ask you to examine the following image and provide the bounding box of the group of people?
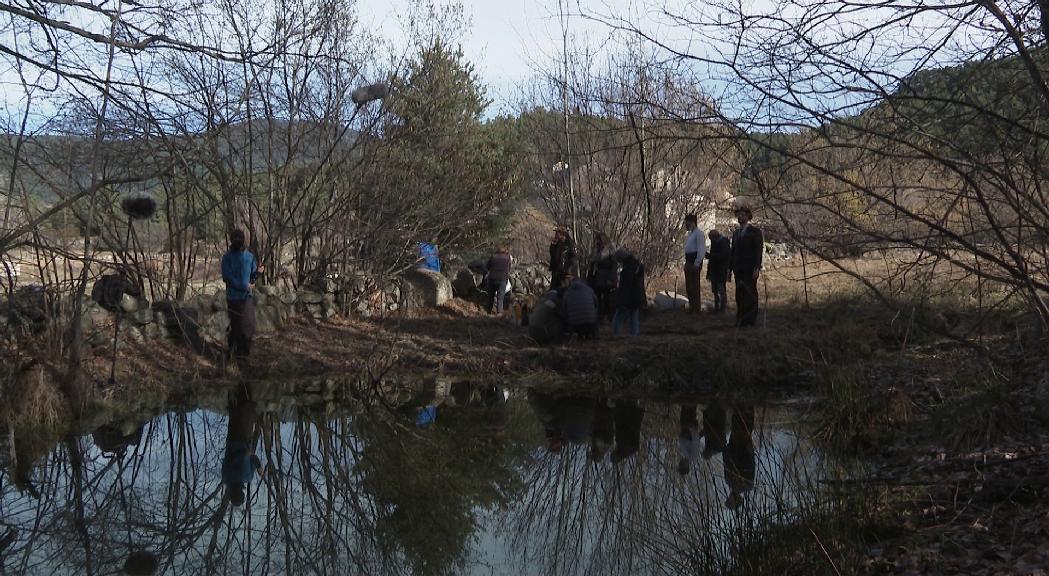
[683,200,764,327]
[528,390,756,508]
[541,226,647,339]
[534,200,765,341]
[218,201,765,364]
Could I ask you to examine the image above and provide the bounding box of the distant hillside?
[0,119,362,205]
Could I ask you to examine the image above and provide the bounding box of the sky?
[352,0,633,115]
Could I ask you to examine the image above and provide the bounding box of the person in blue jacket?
[222,384,262,507]
[417,240,441,272]
[221,229,262,362]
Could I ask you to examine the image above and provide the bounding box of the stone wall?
[2,269,453,348]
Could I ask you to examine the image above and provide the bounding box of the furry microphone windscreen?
[351,83,389,105]
[121,196,157,220]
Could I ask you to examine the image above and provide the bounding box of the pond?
[0,378,838,575]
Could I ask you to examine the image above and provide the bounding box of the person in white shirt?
[683,213,706,314]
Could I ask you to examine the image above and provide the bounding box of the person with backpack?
[561,275,598,340]
[611,251,645,337]
[221,229,262,364]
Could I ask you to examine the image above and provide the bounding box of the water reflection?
[0,380,832,576]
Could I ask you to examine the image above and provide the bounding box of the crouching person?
[612,252,645,337]
[562,275,598,340]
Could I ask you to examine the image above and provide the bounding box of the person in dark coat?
[729,202,764,327]
[706,230,731,314]
[611,251,645,337]
[701,399,728,460]
[611,401,645,464]
[485,247,512,314]
[586,232,618,320]
[549,226,577,291]
[723,403,756,510]
[222,229,262,365]
[561,276,598,339]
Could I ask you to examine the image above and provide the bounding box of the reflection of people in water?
[677,404,700,475]
[701,400,728,460]
[222,384,262,507]
[92,422,144,457]
[611,401,645,464]
[723,403,756,510]
[589,399,614,462]
[527,390,596,453]
[479,384,509,435]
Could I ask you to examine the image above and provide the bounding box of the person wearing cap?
[729,201,763,327]
[549,226,577,291]
[683,214,706,314]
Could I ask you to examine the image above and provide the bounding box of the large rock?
[256,305,281,333]
[653,291,689,311]
[403,268,453,308]
[299,291,324,305]
[119,294,143,313]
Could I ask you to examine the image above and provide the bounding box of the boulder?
[256,305,280,333]
[299,291,324,305]
[119,294,143,313]
[279,291,297,306]
[130,307,154,326]
[403,268,453,308]
[204,312,230,342]
[653,291,689,311]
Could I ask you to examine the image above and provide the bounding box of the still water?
[0,379,833,575]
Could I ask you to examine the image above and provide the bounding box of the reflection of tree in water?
[353,383,532,576]
[0,383,833,576]
[509,392,829,576]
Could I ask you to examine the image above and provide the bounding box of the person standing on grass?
[222,229,261,363]
[549,225,577,291]
[587,232,618,321]
[485,246,512,314]
[729,201,764,327]
[706,229,731,314]
[611,251,645,337]
[683,214,706,314]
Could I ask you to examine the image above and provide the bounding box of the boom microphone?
[121,195,157,220]
[351,83,389,105]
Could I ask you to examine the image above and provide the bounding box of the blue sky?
[353,0,632,115]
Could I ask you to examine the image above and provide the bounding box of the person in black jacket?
[729,202,764,327]
[549,226,577,291]
[706,230,731,314]
[611,251,645,337]
[586,232,618,321]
